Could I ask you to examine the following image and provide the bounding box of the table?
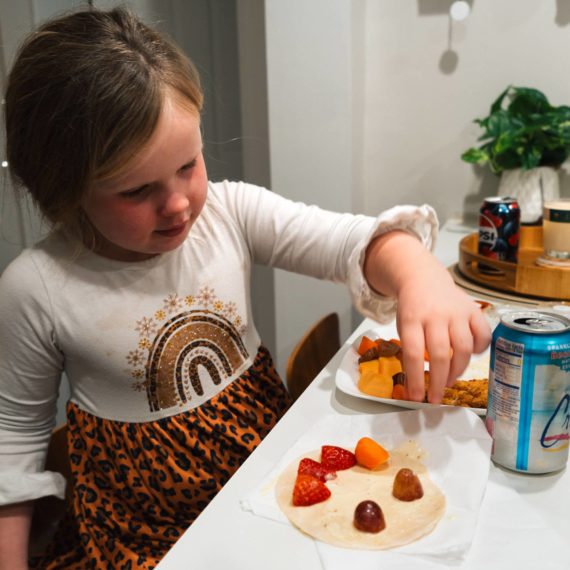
[157,222,569,569]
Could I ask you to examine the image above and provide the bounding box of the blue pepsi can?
[479,197,520,263]
[485,311,570,474]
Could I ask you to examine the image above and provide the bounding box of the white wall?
[265,0,365,374]
[235,0,277,357]
[361,1,570,225]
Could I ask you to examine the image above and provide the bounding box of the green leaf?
[461,148,489,164]
[520,146,542,169]
[493,132,516,154]
[493,149,521,173]
[509,87,550,117]
[490,86,511,114]
[485,111,513,138]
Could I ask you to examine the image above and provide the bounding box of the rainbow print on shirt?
[126,287,249,411]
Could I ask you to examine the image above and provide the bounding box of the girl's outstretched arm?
[0,501,32,570]
[363,230,491,403]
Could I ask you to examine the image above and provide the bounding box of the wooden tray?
[458,226,570,301]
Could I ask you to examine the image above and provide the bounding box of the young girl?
[0,7,490,570]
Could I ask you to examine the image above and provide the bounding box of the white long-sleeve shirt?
[0,180,437,505]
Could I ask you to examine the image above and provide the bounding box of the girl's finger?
[446,321,473,387]
[397,322,426,402]
[425,322,451,404]
[471,309,492,354]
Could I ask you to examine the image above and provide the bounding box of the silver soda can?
[485,311,570,473]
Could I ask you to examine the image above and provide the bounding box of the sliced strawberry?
[297,458,337,482]
[321,445,357,470]
[292,474,331,506]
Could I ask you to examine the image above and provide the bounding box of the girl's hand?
[364,230,491,403]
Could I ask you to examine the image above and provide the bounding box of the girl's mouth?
[155,221,188,238]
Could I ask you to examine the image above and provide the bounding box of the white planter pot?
[497,167,560,224]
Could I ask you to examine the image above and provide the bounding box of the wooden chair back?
[286,312,341,402]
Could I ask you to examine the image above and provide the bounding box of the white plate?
[335,329,490,416]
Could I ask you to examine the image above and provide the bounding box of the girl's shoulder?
[0,248,47,311]
[0,233,70,296]
[203,180,275,224]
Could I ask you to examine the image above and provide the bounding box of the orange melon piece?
[358,359,379,375]
[358,371,393,398]
[355,437,390,470]
[378,355,403,378]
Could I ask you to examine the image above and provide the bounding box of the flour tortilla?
[275,449,446,549]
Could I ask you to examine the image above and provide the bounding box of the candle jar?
[543,198,570,259]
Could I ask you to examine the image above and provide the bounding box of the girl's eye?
[121,185,150,199]
[118,158,197,199]
[179,159,197,173]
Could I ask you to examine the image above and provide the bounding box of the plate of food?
[335,329,491,416]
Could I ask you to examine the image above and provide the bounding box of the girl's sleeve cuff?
[0,471,66,505]
[346,204,439,324]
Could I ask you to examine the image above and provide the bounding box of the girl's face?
[83,96,208,261]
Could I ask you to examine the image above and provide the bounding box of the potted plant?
[461,86,570,223]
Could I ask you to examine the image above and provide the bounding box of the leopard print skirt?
[30,346,291,570]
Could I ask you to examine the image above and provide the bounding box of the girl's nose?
[160,182,190,217]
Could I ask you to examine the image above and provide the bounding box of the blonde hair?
[4,7,203,243]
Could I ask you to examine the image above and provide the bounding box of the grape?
[353,500,385,533]
[392,468,424,501]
